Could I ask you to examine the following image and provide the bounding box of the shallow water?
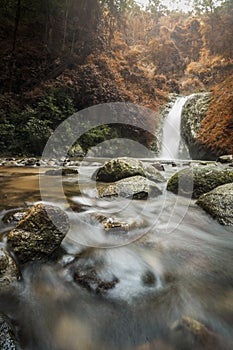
[0,159,233,350]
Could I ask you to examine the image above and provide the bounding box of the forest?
[0,0,232,156]
[1,2,233,350]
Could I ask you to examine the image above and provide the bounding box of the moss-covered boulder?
[94,157,165,183]
[197,183,233,225]
[181,92,215,160]
[97,175,162,199]
[167,166,233,199]
[7,204,69,263]
[0,249,19,288]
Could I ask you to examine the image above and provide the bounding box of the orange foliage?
[197,76,233,156]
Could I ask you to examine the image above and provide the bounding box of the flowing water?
[0,160,233,350]
[160,97,190,160]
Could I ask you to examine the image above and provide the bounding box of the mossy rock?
[97,175,162,200]
[94,157,165,183]
[0,313,21,350]
[7,204,69,263]
[197,183,233,225]
[0,248,19,288]
[167,166,233,199]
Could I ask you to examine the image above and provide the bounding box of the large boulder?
[197,183,233,225]
[7,204,69,263]
[0,248,19,288]
[181,92,215,160]
[94,157,165,183]
[97,175,162,199]
[167,166,233,199]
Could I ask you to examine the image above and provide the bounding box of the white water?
[160,96,190,160]
[0,164,233,350]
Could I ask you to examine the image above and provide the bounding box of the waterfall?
[160,96,190,160]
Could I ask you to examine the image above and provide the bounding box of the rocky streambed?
[0,156,233,350]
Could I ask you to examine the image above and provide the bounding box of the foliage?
[197,76,233,156]
[78,124,119,152]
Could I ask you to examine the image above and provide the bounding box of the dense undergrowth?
[0,0,232,157]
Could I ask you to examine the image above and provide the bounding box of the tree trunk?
[8,0,21,92]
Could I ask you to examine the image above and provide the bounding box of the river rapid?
[0,158,233,350]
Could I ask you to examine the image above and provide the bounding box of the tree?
[146,0,167,16]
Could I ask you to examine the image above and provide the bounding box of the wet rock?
[141,270,156,287]
[2,209,28,224]
[197,183,233,225]
[7,204,69,263]
[0,313,21,350]
[167,166,233,199]
[1,160,18,167]
[217,155,233,164]
[171,316,230,350]
[95,215,130,233]
[21,158,38,166]
[93,214,146,233]
[151,163,165,171]
[73,268,119,295]
[0,248,19,287]
[45,168,78,176]
[97,175,162,199]
[94,157,165,183]
[181,92,215,160]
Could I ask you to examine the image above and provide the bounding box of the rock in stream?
[167,165,233,199]
[7,204,69,263]
[197,183,233,225]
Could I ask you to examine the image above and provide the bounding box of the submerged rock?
[93,214,146,233]
[7,204,69,263]
[0,248,19,287]
[94,157,165,183]
[167,166,233,199]
[0,314,21,350]
[97,175,162,199]
[2,209,28,224]
[197,183,233,225]
[171,316,230,350]
[73,268,119,295]
[45,168,78,176]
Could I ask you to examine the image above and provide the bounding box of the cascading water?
[160,96,190,160]
[0,163,233,350]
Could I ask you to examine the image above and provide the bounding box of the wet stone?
[2,209,28,225]
[7,204,69,263]
[97,175,162,200]
[167,166,233,199]
[171,316,230,350]
[73,268,119,295]
[197,183,233,225]
[94,157,165,183]
[0,248,19,288]
[141,270,156,287]
[45,168,78,176]
[0,314,21,350]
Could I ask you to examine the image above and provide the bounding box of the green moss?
[167,166,233,199]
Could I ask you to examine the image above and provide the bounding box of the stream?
[0,159,233,350]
